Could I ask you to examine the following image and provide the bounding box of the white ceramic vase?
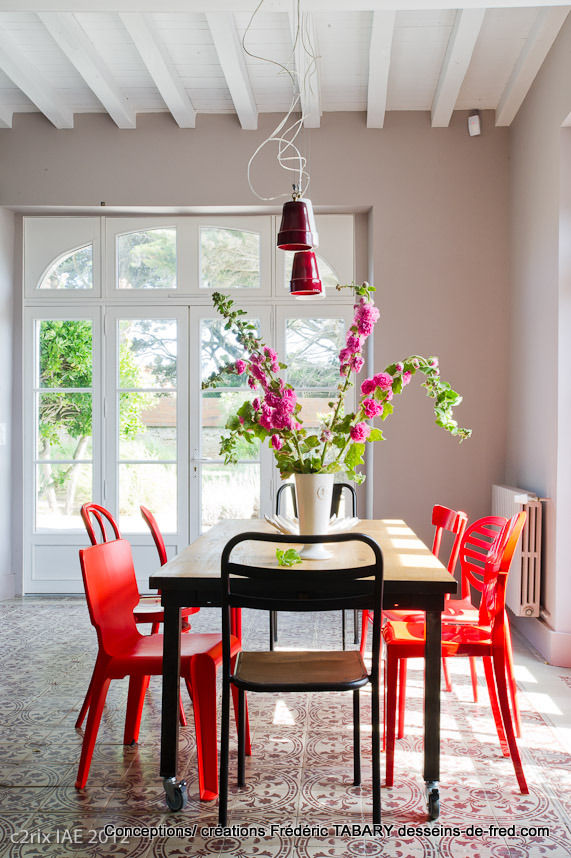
[294,472,334,560]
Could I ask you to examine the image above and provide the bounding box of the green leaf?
[276,548,302,567]
[368,427,384,442]
[345,442,365,469]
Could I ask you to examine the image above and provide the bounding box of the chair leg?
[397,660,407,739]
[342,611,347,650]
[75,663,97,729]
[151,621,161,635]
[269,611,275,651]
[178,689,188,727]
[124,674,150,744]
[238,688,246,787]
[482,656,509,756]
[231,654,251,756]
[469,656,479,702]
[504,622,521,738]
[442,657,452,692]
[360,609,370,656]
[190,654,220,801]
[385,649,399,787]
[491,649,528,794]
[371,672,381,825]
[353,690,361,786]
[218,674,231,826]
[75,670,111,789]
[353,609,359,645]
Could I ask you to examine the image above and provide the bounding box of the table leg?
[424,608,441,820]
[160,603,187,811]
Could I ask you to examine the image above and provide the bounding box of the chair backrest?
[221,531,384,671]
[479,511,527,634]
[458,515,507,600]
[276,481,357,518]
[431,505,468,574]
[81,502,121,545]
[140,505,168,566]
[79,539,141,655]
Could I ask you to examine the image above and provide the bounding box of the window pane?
[119,392,176,460]
[38,320,93,388]
[201,463,259,531]
[119,319,177,389]
[200,318,257,384]
[37,393,92,459]
[117,228,176,290]
[286,318,345,388]
[295,391,332,429]
[36,463,92,529]
[200,227,260,289]
[202,390,259,460]
[119,464,177,532]
[38,245,93,290]
[283,251,339,290]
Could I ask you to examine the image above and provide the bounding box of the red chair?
[383,512,528,794]
[77,502,195,728]
[75,538,249,799]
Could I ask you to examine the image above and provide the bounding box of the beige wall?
[0,108,510,588]
[509,16,571,665]
[0,209,15,599]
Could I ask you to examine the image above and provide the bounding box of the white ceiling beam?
[496,7,570,127]
[206,12,258,130]
[38,12,136,129]
[289,9,321,128]
[431,8,485,128]
[0,26,73,128]
[120,12,196,128]
[1,2,570,12]
[366,10,395,129]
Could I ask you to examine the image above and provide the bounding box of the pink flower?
[353,298,380,336]
[235,359,247,374]
[251,363,268,387]
[353,355,364,373]
[320,428,333,442]
[362,397,383,418]
[271,434,283,451]
[385,389,393,401]
[350,422,371,442]
[248,377,257,389]
[238,416,245,425]
[272,410,293,431]
[252,398,260,410]
[412,358,420,369]
[373,372,393,390]
[265,391,282,409]
[395,362,404,373]
[361,378,376,396]
[346,334,361,353]
[402,371,412,386]
[259,404,273,430]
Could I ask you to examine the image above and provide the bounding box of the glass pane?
[38,245,93,290]
[119,392,176,460]
[119,464,177,532]
[38,320,93,388]
[295,391,332,429]
[36,463,92,529]
[283,251,339,290]
[286,318,345,388]
[202,390,260,459]
[117,228,176,290]
[37,393,92,459]
[201,463,259,531]
[200,318,258,384]
[119,319,177,389]
[200,227,260,289]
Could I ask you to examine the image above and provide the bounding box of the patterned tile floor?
[0,598,570,857]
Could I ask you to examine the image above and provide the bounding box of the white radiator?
[491,484,544,617]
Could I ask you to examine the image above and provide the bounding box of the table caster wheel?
[427,786,440,820]
[164,777,187,812]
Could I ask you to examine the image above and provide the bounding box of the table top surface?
[150,518,457,596]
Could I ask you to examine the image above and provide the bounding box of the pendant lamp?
[289,250,322,297]
[277,195,319,251]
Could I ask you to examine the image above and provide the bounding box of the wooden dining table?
[150,518,456,818]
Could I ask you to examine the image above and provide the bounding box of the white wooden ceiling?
[0,1,569,131]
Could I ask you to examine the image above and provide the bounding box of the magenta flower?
[252,398,260,410]
[350,422,371,442]
[402,371,412,386]
[354,298,380,336]
[373,372,393,390]
[271,434,283,451]
[385,389,394,401]
[395,362,404,373]
[235,359,247,374]
[362,397,383,418]
[248,377,257,389]
[346,334,361,353]
[361,378,376,396]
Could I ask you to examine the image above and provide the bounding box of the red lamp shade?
[277,199,314,250]
[289,250,322,296]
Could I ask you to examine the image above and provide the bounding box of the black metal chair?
[218,531,384,826]
[272,482,359,648]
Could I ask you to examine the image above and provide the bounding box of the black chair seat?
[234,650,369,691]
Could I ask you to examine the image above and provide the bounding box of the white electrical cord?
[242,0,318,201]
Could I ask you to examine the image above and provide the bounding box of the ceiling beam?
[0,25,74,128]
[120,12,196,128]
[431,8,485,128]
[496,7,569,126]
[38,12,136,129]
[289,9,321,128]
[366,10,395,129]
[206,12,258,130]
[1,2,570,12]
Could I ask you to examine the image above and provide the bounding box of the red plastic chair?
[75,538,249,799]
[383,512,528,794]
[77,502,195,728]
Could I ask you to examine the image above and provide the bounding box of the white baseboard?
[510,613,571,667]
